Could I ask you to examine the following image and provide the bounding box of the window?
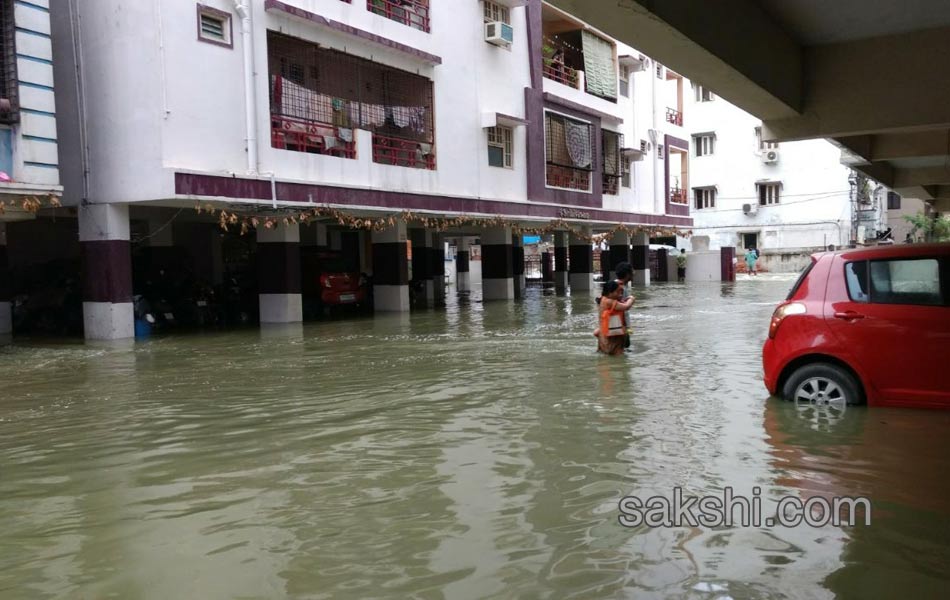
[693,134,715,157]
[755,126,778,151]
[368,0,430,32]
[848,259,944,305]
[758,182,781,205]
[483,1,510,24]
[602,129,623,195]
[695,85,714,102]
[545,111,593,192]
[887,192,901,210]
[0,0,17,124]
[622,167,631,189]
[487,126,513,168]
[694,187,716,209]
[619,65,630,98]
[267,32,435,167]
[197,5,232,47]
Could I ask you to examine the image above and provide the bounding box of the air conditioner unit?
[640,139,649,152]
[743,203,758,215]
[761,149,780,164]
[485,22,514,47]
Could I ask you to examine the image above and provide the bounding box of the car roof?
[815,242,950,262]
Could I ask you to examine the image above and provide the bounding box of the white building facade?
[4,0,697,340]
[0,0,62,335]
[686,88,854,272]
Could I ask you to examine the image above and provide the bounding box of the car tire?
[782,363,864,406]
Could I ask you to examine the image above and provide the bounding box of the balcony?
[602,174,620,196]
[542,61,579,89]
[368,0,430,32]
[372,133,435,170]
[669,187,688,204]
[546,164,591,191]
[271,114,356,159]
[666,107,683,126]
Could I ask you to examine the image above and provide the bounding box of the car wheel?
[782,363,864,406]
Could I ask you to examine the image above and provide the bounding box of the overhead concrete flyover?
[545,0,950,211]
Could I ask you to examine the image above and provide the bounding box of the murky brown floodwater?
[2,280,949,599]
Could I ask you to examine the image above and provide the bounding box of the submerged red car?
[763,243,950,409]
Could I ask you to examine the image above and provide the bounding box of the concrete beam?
[837,130,950,162]
[893,166,950,188]
[853,163,895,187]
[544,0,803,120]
[764,27,950,141]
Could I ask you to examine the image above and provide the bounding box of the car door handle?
[834,311,866,321]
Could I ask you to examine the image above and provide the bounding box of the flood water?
[2,280,949,599]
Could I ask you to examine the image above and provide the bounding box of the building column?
[79,203,134,340]
[431,233,446,305]
[721,247,737,282]
[512,234,526,298]
[0,223,10,335]
[608,231,631,279]
[257,224,302,323]
[456,237,471,292]
[630,231,651,285]
[568,228,593,291]
[411,229,434,307]
[372,221,409,312]
[481,226,514,300]
[553,231,569,291]
[656,248,670,282]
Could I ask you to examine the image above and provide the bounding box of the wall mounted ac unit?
[743,203,758,215]
[761,149,780,164]
[640,138,649,152]
[485,22,514,46]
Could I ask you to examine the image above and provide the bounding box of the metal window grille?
[483,1,509,23]
[694,187,716,209]
[268,32,434,165]
[368,0,430,32]
[487,126,512,168]
[758,183,781,205]
[545,112,592,191]
[694,134,714,157]
[602,129,623,195]
[0,0,18,125]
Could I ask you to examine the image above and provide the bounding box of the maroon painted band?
[481,244,513,279]
[372,242,409,286]
[258,242,302,294]
[82,240,133,304]
[569,245,593,274]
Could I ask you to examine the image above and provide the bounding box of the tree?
[903,212,950,242]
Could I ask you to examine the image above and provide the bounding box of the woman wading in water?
[596,280,635,356]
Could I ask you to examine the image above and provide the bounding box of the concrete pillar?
[372,221,409,312]
[431,233,446,304]
[79,203,134,340]
[314,223,328,247]
[0,223,10,335]
[630,231,651,286]
[553,231,569,291]
[329,230,342,251]
[721,247,737,282]
[656,248,670,282]
[257,224,302,323]
[481,226,514,300]
[568,228,593,291]
[511,234,526,298]
[456,237,471,292]
[410,229,434,307]
[608,231,630,279]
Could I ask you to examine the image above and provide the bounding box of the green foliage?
[903,212,950,242]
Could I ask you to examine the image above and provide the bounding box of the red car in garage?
[301,250,367,310]
[763,243,950,409]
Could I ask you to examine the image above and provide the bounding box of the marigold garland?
[198,203,691,243]
[0,194,61,216]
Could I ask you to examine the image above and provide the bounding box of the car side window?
[844,261,869,303]
[869,258,943,306]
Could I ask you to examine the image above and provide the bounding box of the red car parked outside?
[763,243,950,409]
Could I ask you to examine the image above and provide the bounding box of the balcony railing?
[603,174,620,196]
[546,164,590,191]
[542,61,579,89]
[373,133,435,170]
[666,107,683,126]
[669,186,688,204]
[368,0,430,32]
[271,115,357,159]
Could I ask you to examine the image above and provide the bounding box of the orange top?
[599,298,627,337]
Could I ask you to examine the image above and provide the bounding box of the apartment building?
[2,0,694,340]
